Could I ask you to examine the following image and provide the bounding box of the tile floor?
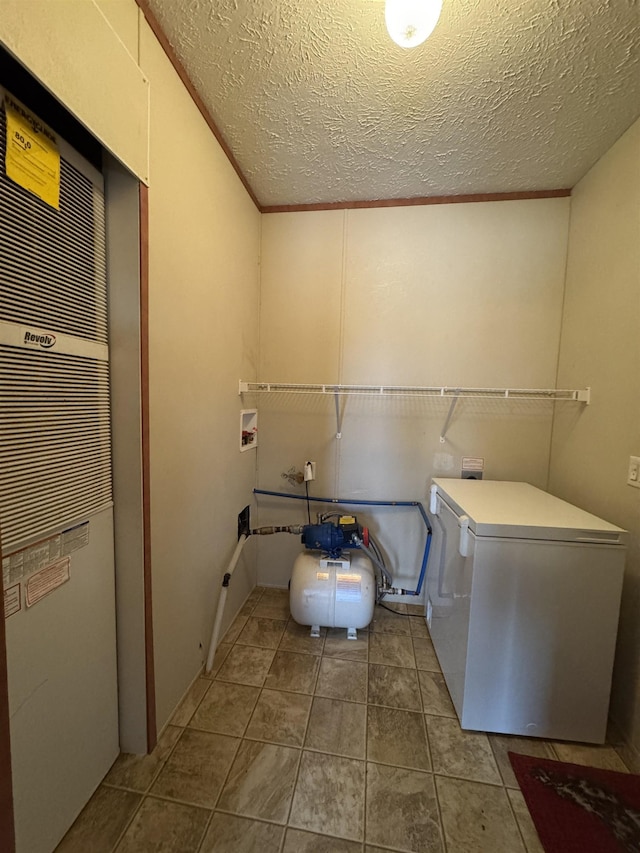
[56,586,630,853]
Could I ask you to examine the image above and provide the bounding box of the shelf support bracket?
[334,389,344,439]
[440,392,461,443]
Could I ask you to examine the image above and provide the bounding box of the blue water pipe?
[253,488,432,596]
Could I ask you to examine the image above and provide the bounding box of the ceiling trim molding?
[132,3,574,215]
[261,188,572,214]
[135,0,261,210]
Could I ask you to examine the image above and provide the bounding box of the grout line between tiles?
[193,807,215,853]
[504,786,530,853]
[108,791,146,853]
[211,806,288,827]
[109,789,213,853]
[287,633,323,814]
[432,769,506,789]
[431,774,449,853]
[137,788,223,813]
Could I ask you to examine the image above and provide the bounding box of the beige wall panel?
[254,397,339,588]
[259,211,344,382]
[0,0,149,181]
[140,22,260,728]
[257,210,344,585]
[95,0,140,59]
[342,201,569,387]
[549,118,640,762]
[256,200,571,593]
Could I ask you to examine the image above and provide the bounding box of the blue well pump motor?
[300,515,369,556]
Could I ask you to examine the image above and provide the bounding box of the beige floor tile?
[369,632,416,668]
[170,677,211,726]
[284,827,363,852]
[264,650,321,693]
[507,789,545,853]
[245,688,312,746]
[615,742,639,773]
[189,681,260,736]
[216,645,276,687]
[114,796,209,853]
[200,813,284,853]
[427,715,501,784]
[418,671,456,717]
[279,620,326,655]
[222,613,249,644]
[203,642,233,678]
[367,705,431,770]
[366,763,443,852]
[408,615,430,638]
[55,786,141,853]
[245,587,265,605]
[150,729,239,809]
[305,697,367,759]
[217,740,300,822]
[406,603,425,616]
[289,751,365,841]
[368,663,422,711]
[316,658,368,703]
[436,776,526,852]
[237,600,258,619]
[260,587,290,603]
[378,602,408,613]
[103,725,182,792]
[236,616,287,649]
[552,741,630,771]
[323,627,369,661]
[370,606,411,635]
[252,595,291,622]
[489,734,557,788]
[412,637,440,672]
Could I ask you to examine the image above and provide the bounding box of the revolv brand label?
[23,329,57,349]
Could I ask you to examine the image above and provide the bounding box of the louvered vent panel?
[0,97,112,553]
[0,105,107,343]
[0,347,112,551]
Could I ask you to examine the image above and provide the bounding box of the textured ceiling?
[143,0,640,207]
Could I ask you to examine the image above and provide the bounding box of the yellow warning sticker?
[4,93,60,209]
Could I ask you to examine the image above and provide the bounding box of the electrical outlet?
[304,461,316,481]
[628,456,640,489]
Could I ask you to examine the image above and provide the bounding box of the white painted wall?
[548,118,640,765]
[256,200,571,591]
[139,16,261,728]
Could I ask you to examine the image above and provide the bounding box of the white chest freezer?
[425,478,627,744]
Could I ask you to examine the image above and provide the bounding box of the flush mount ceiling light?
[385,0,443,48]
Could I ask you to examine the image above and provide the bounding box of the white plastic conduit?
[205,534,249,672]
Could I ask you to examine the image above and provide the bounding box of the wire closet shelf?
[239,381,590,402]
[238,381,591,442]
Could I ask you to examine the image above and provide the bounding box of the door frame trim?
[0,554,15,851]
[139,183,156,752]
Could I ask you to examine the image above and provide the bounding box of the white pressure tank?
[290,550,376,630]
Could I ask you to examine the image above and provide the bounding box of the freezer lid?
[431,478,628,544]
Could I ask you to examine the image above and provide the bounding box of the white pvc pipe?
[205,534,249,672]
